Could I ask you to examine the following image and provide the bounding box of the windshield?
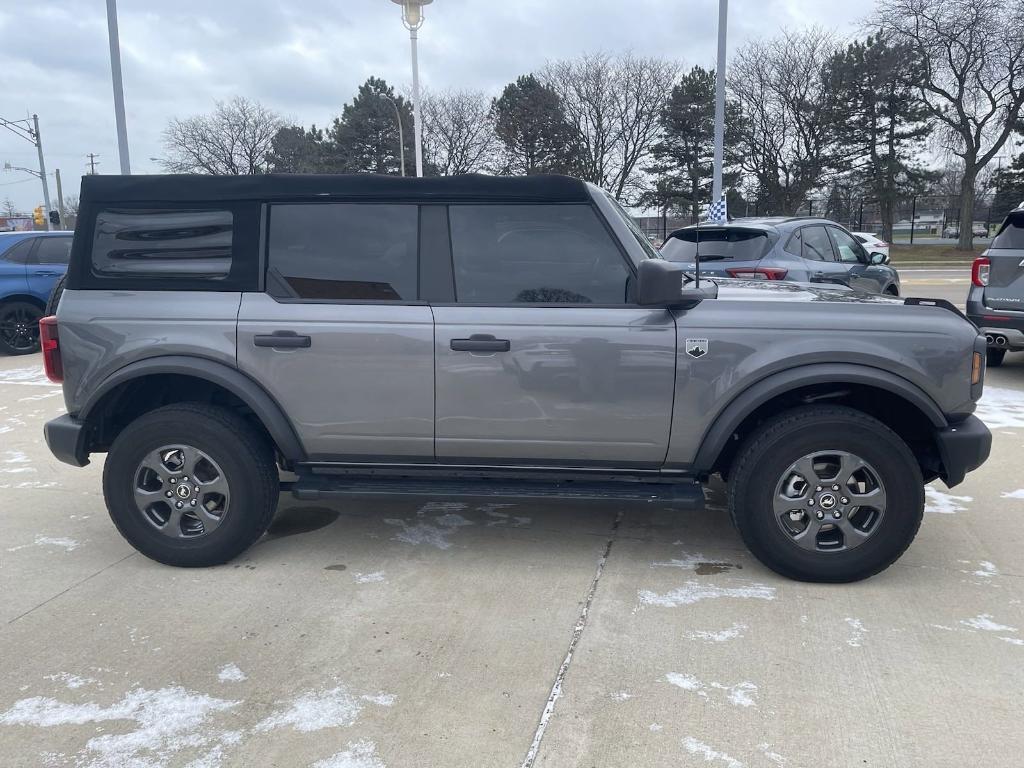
[602,192,663,260]
[661,228,770,262]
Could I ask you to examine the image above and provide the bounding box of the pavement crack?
[6,551,137,625]
[520,509,623,768]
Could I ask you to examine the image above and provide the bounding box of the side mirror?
[636,259,714,309]
[869,251,890,266]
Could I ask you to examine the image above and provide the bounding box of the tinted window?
[662,229,768,262]
[268,204,417,301]
[801,226,834,261]
[992,213,1024,249]
[829,227,865,263]
[93,209,232,278]
[449,204,630,304]
[0,238,34,264]
[784,229,801,256]
[35,236,72,265]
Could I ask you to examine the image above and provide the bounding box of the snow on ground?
[975,386,1024,431]
[960,614,1018,633]
[311,741,385,768]
[925,485,972,514]
[6,535,81,553]
[217,664,246,683]
[639,581,776,607]
[665,673,758,708]
[682,623,748,644]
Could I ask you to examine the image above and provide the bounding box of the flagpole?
[711,0,728,202]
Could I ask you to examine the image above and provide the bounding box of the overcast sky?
[0,0,875,212]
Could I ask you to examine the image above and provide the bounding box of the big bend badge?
[685,339,709,359]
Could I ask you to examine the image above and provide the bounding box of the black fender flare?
[79,355,307,462]
[692,363,947,472]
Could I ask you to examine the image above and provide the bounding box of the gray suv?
[967,203,1024,366]
[42,174,990,583]
[661,217,901,295]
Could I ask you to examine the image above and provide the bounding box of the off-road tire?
[103,403,279,567]
[987,348,1006,367]
[44,274,67,317]
[728,405,924,583]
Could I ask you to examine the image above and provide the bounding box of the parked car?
[43,174,989,583]
[852,232,890,259]
[944,224,989,238]
[0,231,72,354]
[967,202,1024,367]
[660,217,900,295]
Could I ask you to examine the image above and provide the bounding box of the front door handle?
[450,334,510,353]
[33,270,60,277]
[254,331,311,349]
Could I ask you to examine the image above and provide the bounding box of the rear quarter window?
[992,213,1024,249]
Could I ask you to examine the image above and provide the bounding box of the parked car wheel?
[986,348,1006,367]
[45,274,67,317]
[728,404,923,583]
[102,403,279,567]
[0,300,43,355]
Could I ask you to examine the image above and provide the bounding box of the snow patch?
[844,618,868,647]
[682,736,745,767]
[610,691,633,702]
[639,581,775,607]
[683,623,747,643]
[354,571,387,584]
[649,723,663,732]
[359,693,395,707]
[975,386,1024,430]
[960,614,1018,633]
[924,485,972,514]
[43,673,98,690]
[758,743,788,765]
[383,503,473,549]
[311,741,385,768]
[1000,637,1024,646]
[665,673,758,708]
[254,687,363,733]
[7,535,81,553]
[0,686,239,768]
[217,664,246,683]
[0,366,52,386]
[1001,489,1024,500]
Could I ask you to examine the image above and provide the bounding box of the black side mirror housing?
[636,259,715,309]
[869,251,890,266]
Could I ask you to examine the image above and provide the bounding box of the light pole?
[106,0,131,174]
[376,93,406,177]
[390,0,432,177]
[711,0,728,204]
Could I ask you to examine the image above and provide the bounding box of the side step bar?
[288,475,705,508]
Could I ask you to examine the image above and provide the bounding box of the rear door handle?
[450,334,510,352]
[33,270,60,277]
[254,331,311,349]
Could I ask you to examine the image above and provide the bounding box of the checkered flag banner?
[704,195,728,224]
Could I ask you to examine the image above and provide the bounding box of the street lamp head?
[391,0,432,30]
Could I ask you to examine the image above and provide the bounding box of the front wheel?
[728,405,923,583]
[102,403,279,567]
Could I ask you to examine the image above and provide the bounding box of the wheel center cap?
[819,493,837,510]
[175,484,191,499]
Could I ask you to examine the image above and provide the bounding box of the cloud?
[0,0,873,211]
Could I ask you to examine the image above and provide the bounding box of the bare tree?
[421,89,498,175]
[160,97,285,175]
[2,197,17,217]
[729,29,840,215]
[542,52,678,201]
[873,0,1024,249]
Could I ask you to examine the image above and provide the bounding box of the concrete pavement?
[1,351,1023,767]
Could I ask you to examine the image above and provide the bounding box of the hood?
[707,277,904,305]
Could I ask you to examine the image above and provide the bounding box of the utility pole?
[32,115,53,231]
[87,154,100,174]
[55,169,65,230]
[711,0,728,202]
[106,0,131,174]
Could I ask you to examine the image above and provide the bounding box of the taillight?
[971,257,990,287]
[725,267,788,280]
[39,315,63,383]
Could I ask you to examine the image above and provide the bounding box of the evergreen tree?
[327,77,415,175]
[491,75,577,175]
[266,125,328,173]
[825,34,932,240]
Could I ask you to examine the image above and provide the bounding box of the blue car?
[0,231,72,355]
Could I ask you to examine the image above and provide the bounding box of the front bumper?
[44,414,90,467]
[935,415,991,488]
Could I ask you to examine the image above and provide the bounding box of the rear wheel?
[0,301,43,355]
[728,405,923,583]
[102,403,279,567]
[44,274,67,317]
[987,348,1006,367]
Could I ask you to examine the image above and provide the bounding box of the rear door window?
[800,226,835,261]
[33,237,72,265]
[267,203,418,301]
[92,209,233,279]
[447,204,631,304]
[662,229,769,263]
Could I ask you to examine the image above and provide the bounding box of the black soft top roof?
[79,173,592,204]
